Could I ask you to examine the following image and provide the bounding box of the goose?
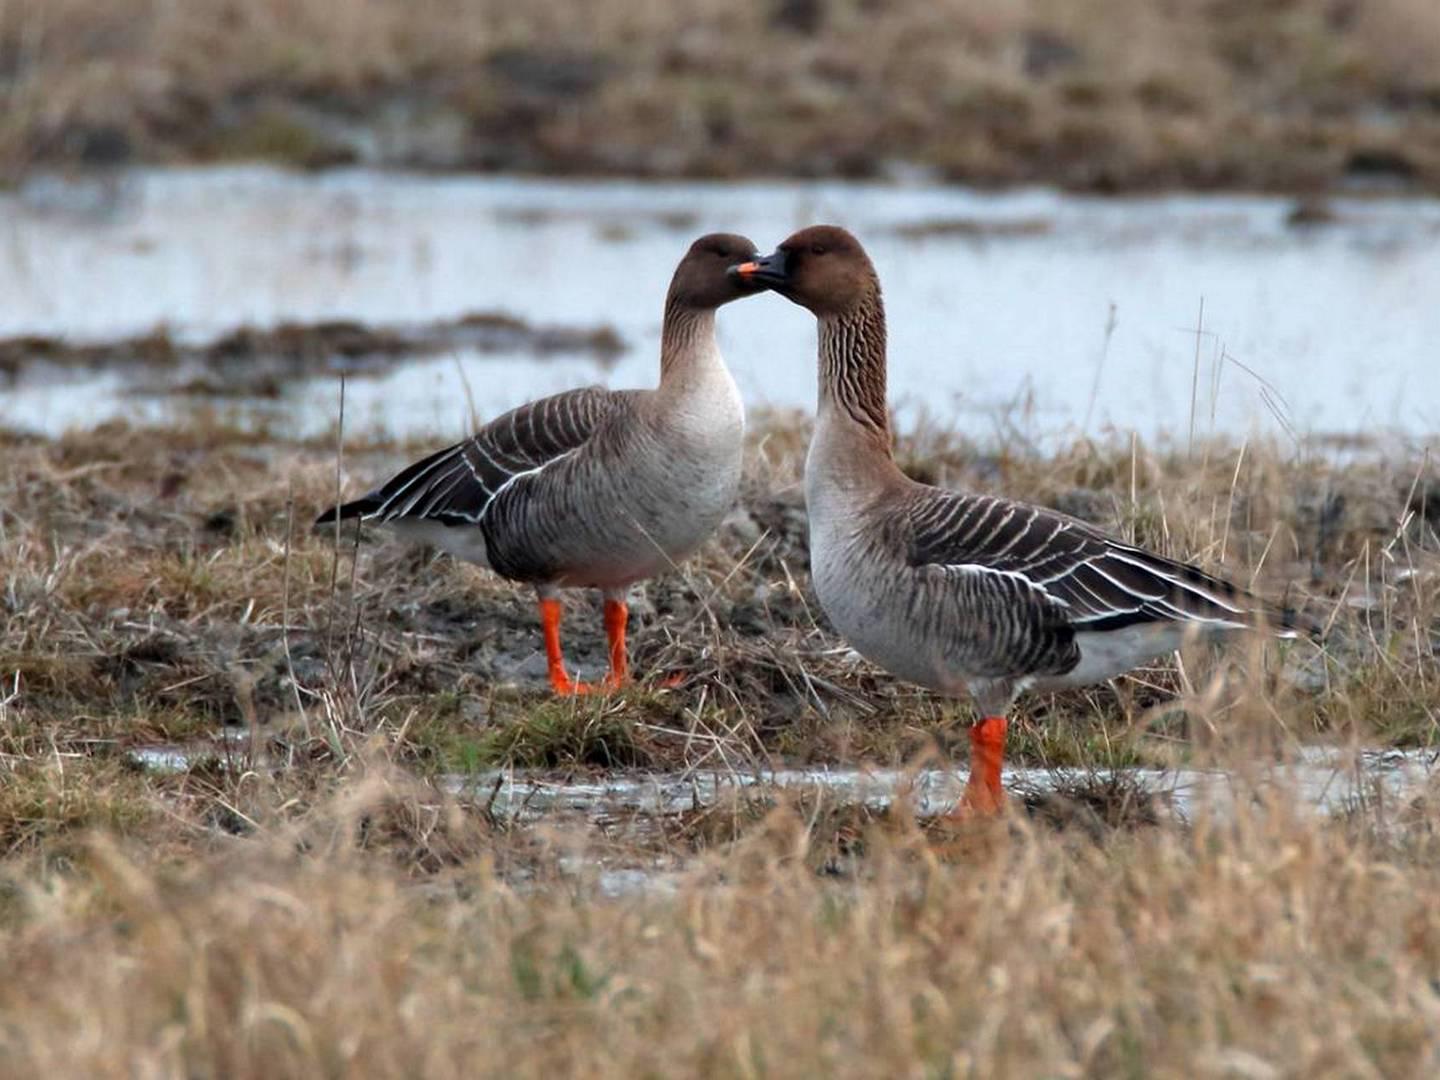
[317,233,763,694]
[731,225,1309,814]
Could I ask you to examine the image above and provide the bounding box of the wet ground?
[3,167,1439,442]
[452,747,1440,823]
[130,742,1436,827]
[4,167,1436,891]
[127,742,1439,892]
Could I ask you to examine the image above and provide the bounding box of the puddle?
[128,741,1436,824]
[125,742,1435,893]
[129,746,196,772]
[4,167,1439,441]
[128,728,255,773]
[446,746,1437,825]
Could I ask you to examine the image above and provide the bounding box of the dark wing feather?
[905,491,1303,636]
[314,387,613,528]
[919,560,1081,680]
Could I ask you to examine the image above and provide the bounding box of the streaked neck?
[659,301,718,385]
[816,294,891,458]
[655,301,739,433]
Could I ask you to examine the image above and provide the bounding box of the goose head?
[728,225,878,316]
[669,233,765,310]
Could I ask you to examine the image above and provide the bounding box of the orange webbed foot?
[547,672,625,696]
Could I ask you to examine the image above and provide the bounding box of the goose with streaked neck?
[316,232,763,695]
[732,225,1313,816]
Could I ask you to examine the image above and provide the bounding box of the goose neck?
[816,296,891,457]
[658,301,719,385]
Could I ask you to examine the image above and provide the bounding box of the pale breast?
[808,495,969,695]
[491,369,745,590]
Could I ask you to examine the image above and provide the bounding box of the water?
[130,743,1436,825]
[4,166,1439,441]
[446,747,1436,824]
[126,742,1436,893]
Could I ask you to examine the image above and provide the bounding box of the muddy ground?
[0,314,625,396]
[3,372,1439,1075]
[3,399,1435,781]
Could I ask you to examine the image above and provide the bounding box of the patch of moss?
[0,759,156,865]
[403,691,657,771]
[475,699,652,769]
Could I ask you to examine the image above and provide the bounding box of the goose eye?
[810,244,828,256]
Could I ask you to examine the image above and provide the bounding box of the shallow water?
[124,743,1435,893]
[4,167,1439,442]
[130,743,1436,825]
[447,746,1435,824]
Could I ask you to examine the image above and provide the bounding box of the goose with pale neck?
[733,225,1311,814]
[317,233,763,694]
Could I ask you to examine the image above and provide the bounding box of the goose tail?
[313,495,381,529]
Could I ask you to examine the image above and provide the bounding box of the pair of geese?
[319,227,1304,815]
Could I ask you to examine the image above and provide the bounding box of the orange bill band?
[732,261,761,277]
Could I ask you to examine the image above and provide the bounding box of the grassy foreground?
[4,785,1440,1076]
[4,0,1440,193]
[1,411,1437,1074]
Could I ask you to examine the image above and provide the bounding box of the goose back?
[319,375,744,589]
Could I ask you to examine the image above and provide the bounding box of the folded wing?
[316,387,614,528]
[904,491,1303,669]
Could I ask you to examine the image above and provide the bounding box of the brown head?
[732,225,891,441]
[728,225,879,316]
[667,233,764,310]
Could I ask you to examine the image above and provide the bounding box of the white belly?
[389,518,491,566]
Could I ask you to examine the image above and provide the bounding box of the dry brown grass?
[1,410,1436,773]
[2,770,1440,1075]
[3,0,1439,190]
[1,409,1438,1074]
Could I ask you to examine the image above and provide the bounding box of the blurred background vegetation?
[5,0,1439,191]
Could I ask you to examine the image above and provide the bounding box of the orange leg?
[602,598,629,689]
[538,596,629,696]
[959,715,1008,815]
[539,597,580,695]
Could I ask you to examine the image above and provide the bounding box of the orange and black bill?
[728,249,789,288]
